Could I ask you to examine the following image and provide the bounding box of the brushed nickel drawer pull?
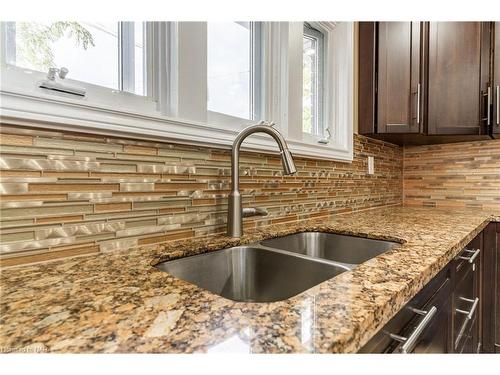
[458,248,480,264]
[410,307,428,316]
[454,297,479,348]
[389,305,438,354]
[416,83,421,125]
[456,297,479,320]
[488,86,492,126]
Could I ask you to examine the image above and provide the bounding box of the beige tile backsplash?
[404,139,500,210]
[0,124,403,266]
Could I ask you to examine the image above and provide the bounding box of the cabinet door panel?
[496,224,500,351]
[377,22,420,134]
[494,23,500,137]
[482,223,497,352]
[428,22,483,135]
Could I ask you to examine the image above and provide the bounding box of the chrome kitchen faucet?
[227,121,297,238]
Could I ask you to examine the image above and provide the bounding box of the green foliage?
[302,48,314,134]
[16,22,95,71]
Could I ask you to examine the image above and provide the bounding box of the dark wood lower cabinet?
[408,279,452,353]
[453,238,481,353]
[482,223,500,353]
[496,224,500,352]
[360,231,485,353]
[359,265,453,353]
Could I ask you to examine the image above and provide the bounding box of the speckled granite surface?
[1,206,499,353]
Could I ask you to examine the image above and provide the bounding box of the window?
[3,21,146,96]
[302,23,324,136]
[120,22,146,96]
[207,22,262,121]
[1,22,354,161]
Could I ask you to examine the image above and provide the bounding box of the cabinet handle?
[488,86,492,126]
[456,297,479,320]
[389,305,437,353]
[416,83,421,125]
[458,248,480,264]
[496,85,499,126]
[454,297,479,348]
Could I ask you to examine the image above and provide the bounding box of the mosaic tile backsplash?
[0,124,403,266]
[404,139,500,210]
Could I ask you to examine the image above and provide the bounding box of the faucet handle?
[58,67,69,79]
[47,68,59,81]
[258,120,276,127]
[46,67,69,80]
[318,128,332,144]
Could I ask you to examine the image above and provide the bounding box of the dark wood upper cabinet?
[494,22,500,137]
[377,22,421,134]
[358,22,377,135]
[358,21,495,145]
[427,22,490,135]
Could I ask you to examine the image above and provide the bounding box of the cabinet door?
[377,22,421,134]
[482,223,497,352]
[428,22,489,135]
[358,22,377,135]
[494,23,500,137]
[496,223,500,352]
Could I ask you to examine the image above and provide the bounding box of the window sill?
[0,89,353,162]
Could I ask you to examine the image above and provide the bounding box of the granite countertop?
[1,206,499,354]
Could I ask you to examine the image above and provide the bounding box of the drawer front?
[454,237,481,285]
[409,293,451,353]
[457,316,479,353]
[453,267,478,350]
[452,233,481,352]
[359,265,452,353]
[392,278,452,353]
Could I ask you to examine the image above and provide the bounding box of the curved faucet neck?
[231,124,288,191]
[227,122,296,238]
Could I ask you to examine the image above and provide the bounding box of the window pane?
[303,35,317,134]
[303,24,324,136]
[7,22,119,90]
[5,21,146,96]
[207,22,253,120]
[133,22,145,96]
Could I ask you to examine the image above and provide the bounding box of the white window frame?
[206,22,263,127]
[0,22,354,161]
[287,22,351,150]
[119,22,147,95]
[171,22,265,130]
[0,22,156,113]
[302,22,325,138]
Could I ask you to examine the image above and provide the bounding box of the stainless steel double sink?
[155,232,397,303]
